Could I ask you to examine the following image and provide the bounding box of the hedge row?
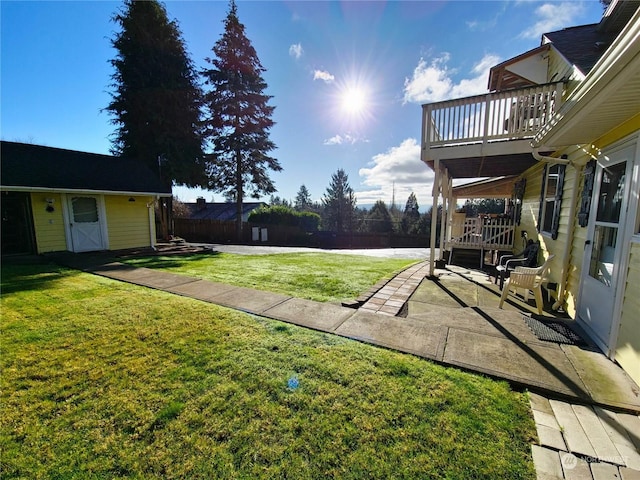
[248,205,320,232]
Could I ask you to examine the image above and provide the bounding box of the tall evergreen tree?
[294,184,313,211]
[322,169,356,233]
[202,1,281,241]
[367,200,393,233]
[106,0,205,238]
[401,192,421,234]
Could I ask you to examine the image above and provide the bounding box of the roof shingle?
[1,141,171,195]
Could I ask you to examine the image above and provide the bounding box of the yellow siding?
[566,182,588,316]
[615,241,640,386]
[518,163,544,244]
[30,192,68,253]
[517,162,567,291]
[563,157,588,317]
[595,113,640,151]
[104,195,153,250]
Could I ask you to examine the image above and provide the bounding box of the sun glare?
[341,86,367,115]
[329,70,376,131]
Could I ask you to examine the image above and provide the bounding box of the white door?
[577,145,634,353]
[68,195,105,252]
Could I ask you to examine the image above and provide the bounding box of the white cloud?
[519,2,584,39]
[289,43,303,60]
[313,69,335,83]
[324,134,346,145]
[357,138,434,208]
[403,53,499,104]
[324,134,363,145]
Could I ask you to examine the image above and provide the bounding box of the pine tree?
[401,192,421,234]
[322,169,356,232]
[294,185,313,211]
[106,0,205,238]
[202,1,281,241]
[367,200,393,233]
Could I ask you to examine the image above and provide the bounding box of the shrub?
[248,205,320,231]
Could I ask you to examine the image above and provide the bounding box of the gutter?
[531,147,571,165]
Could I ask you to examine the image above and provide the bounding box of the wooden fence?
[173,219,429,249]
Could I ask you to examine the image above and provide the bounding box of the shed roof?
[1,141,171,195]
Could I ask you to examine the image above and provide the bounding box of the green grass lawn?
[1,262,536,479]
[122,252,416,303]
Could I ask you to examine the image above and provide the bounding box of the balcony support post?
[439,169,450,260]
[429,158,440,277]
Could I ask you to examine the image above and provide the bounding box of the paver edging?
[341,260,428,309]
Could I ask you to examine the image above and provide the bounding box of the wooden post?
[429,159,440,277]
[439,167,449,260]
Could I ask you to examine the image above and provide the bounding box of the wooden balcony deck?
[421,83,564,176]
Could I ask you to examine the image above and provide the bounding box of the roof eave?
[0,185,172,197]
[533,10,640,148]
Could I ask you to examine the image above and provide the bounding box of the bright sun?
[341,86,367,115]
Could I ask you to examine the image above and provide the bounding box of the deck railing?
[446,217,514,250]
[422,82,564,150]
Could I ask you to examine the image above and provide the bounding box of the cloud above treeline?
[357,138,434,208]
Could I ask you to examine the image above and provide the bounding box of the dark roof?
[0,141,171,195]
[543,24,618,76]
[184,201,266,221]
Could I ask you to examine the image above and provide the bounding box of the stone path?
[359,262,431,315]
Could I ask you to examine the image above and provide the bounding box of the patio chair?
[494,240,539,289]
[499,255,555,315]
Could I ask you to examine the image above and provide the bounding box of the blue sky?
[1,0,604,209]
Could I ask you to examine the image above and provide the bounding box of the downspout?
[552,164,581,310]
[531,140,574,310]
[549,145,602,311]
[147,198,157,251]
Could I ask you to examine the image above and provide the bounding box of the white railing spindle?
[422,82,563,148]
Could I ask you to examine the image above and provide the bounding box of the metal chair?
[494,241,539,289]
[499,255,555,315]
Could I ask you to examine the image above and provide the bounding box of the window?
[538,163,565,239]
[71,197,99,223]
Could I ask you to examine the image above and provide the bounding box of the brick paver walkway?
[359,261,430,316]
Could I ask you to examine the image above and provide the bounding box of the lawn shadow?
[120,251,221,269]
[0,258,79,295]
